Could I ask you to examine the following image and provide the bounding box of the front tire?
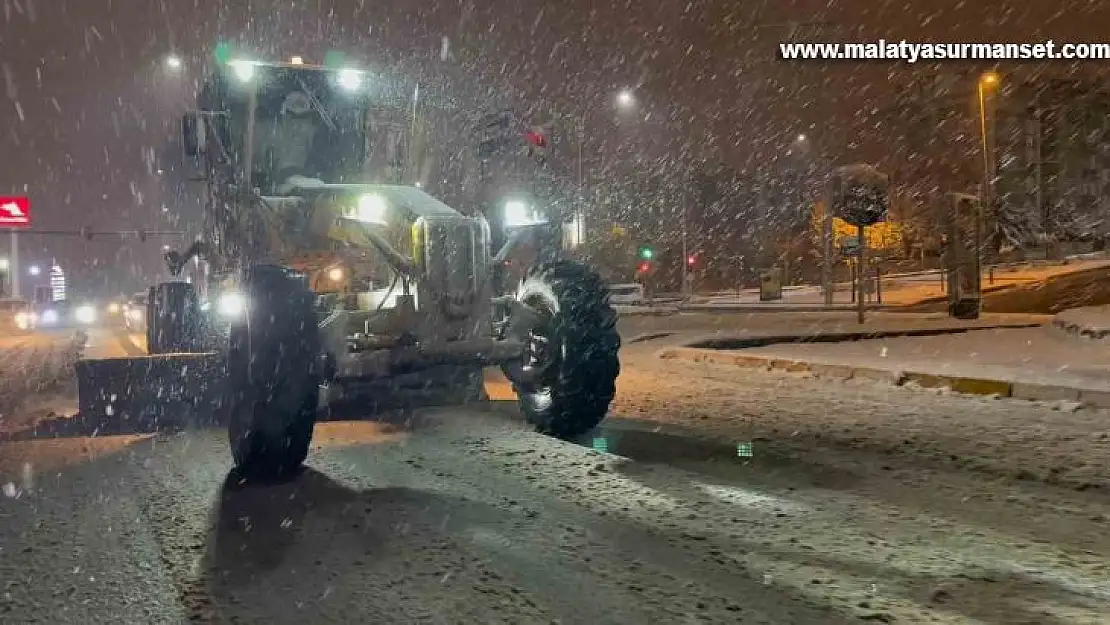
[225,265,320,480]
[502,260,621,439]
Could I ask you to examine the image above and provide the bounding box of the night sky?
[0,0,1106,293]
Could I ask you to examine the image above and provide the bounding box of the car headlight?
[75,305,96,324]
[217,291,246,318]
[14,312,34,330]
[503,199,547,228]
[40,309,58,325]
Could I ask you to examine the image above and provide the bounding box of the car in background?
[607,282,647,305]
[104,296,128,322]
[34,299,100,330]
[0,297,36,332]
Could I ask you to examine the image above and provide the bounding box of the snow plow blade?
[75,353,225,434]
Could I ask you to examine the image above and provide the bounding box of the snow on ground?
[596,344,1110,620]
[2,327,1110,622]
[1055,305,1110,338]
[621,343,1110,493]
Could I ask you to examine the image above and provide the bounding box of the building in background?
[893,70,1110,257]
[49,263,65,302]
[994,76,1110,254]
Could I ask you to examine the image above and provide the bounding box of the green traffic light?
[638,247,654,260]
[214,42,233,64]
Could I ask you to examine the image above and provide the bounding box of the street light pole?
[977,72,999,303]
[681,188,689,297]
[576,116,585,247]
[10,230,19,299]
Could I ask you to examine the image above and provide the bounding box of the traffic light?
[525,127,547,149]
[687,255,697,267]
[525,126,549,159]
[214,41,233,64]
[637,261,651,274]
[637,246,654,260]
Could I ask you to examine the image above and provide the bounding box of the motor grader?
[76,55,620,479]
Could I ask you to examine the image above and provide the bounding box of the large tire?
[502,260,620,438]
[147,282,200,354]
[225,265,321,479]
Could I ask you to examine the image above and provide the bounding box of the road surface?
[0,327,1108,623]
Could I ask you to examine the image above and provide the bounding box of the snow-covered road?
[0,325,1108,623]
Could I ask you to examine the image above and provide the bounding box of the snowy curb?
[615,305,679,316]
[679,303,885,313]
[1051,308,1110,342]
[657,346,1110,409]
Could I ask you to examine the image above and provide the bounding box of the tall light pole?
[977,71,1000,291]
[9,231,18,299]
[789,133,812,291]
[573,89,637,248]
[681,189,689,297]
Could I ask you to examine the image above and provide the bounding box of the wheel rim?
[515,296,560,388]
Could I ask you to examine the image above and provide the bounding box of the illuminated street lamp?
[571,89,640,247]
[28,264,40,276]
[972,70,1002,313]
[165,55,183,70]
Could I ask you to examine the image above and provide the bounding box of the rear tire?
[225,265,321,480]
[502,260,620,439]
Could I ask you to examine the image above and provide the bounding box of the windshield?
[209,66,368,190]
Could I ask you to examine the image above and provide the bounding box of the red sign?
[0,197,30,228]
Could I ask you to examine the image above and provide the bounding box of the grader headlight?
[336,68,363,92]
[503,199,546,228]
[216,291,247,318]
[228,60,256,83]
[344,193,388,225]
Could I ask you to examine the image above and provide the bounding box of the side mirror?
[181,112,206,157]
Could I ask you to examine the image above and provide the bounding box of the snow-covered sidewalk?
[659,325,1110,408]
